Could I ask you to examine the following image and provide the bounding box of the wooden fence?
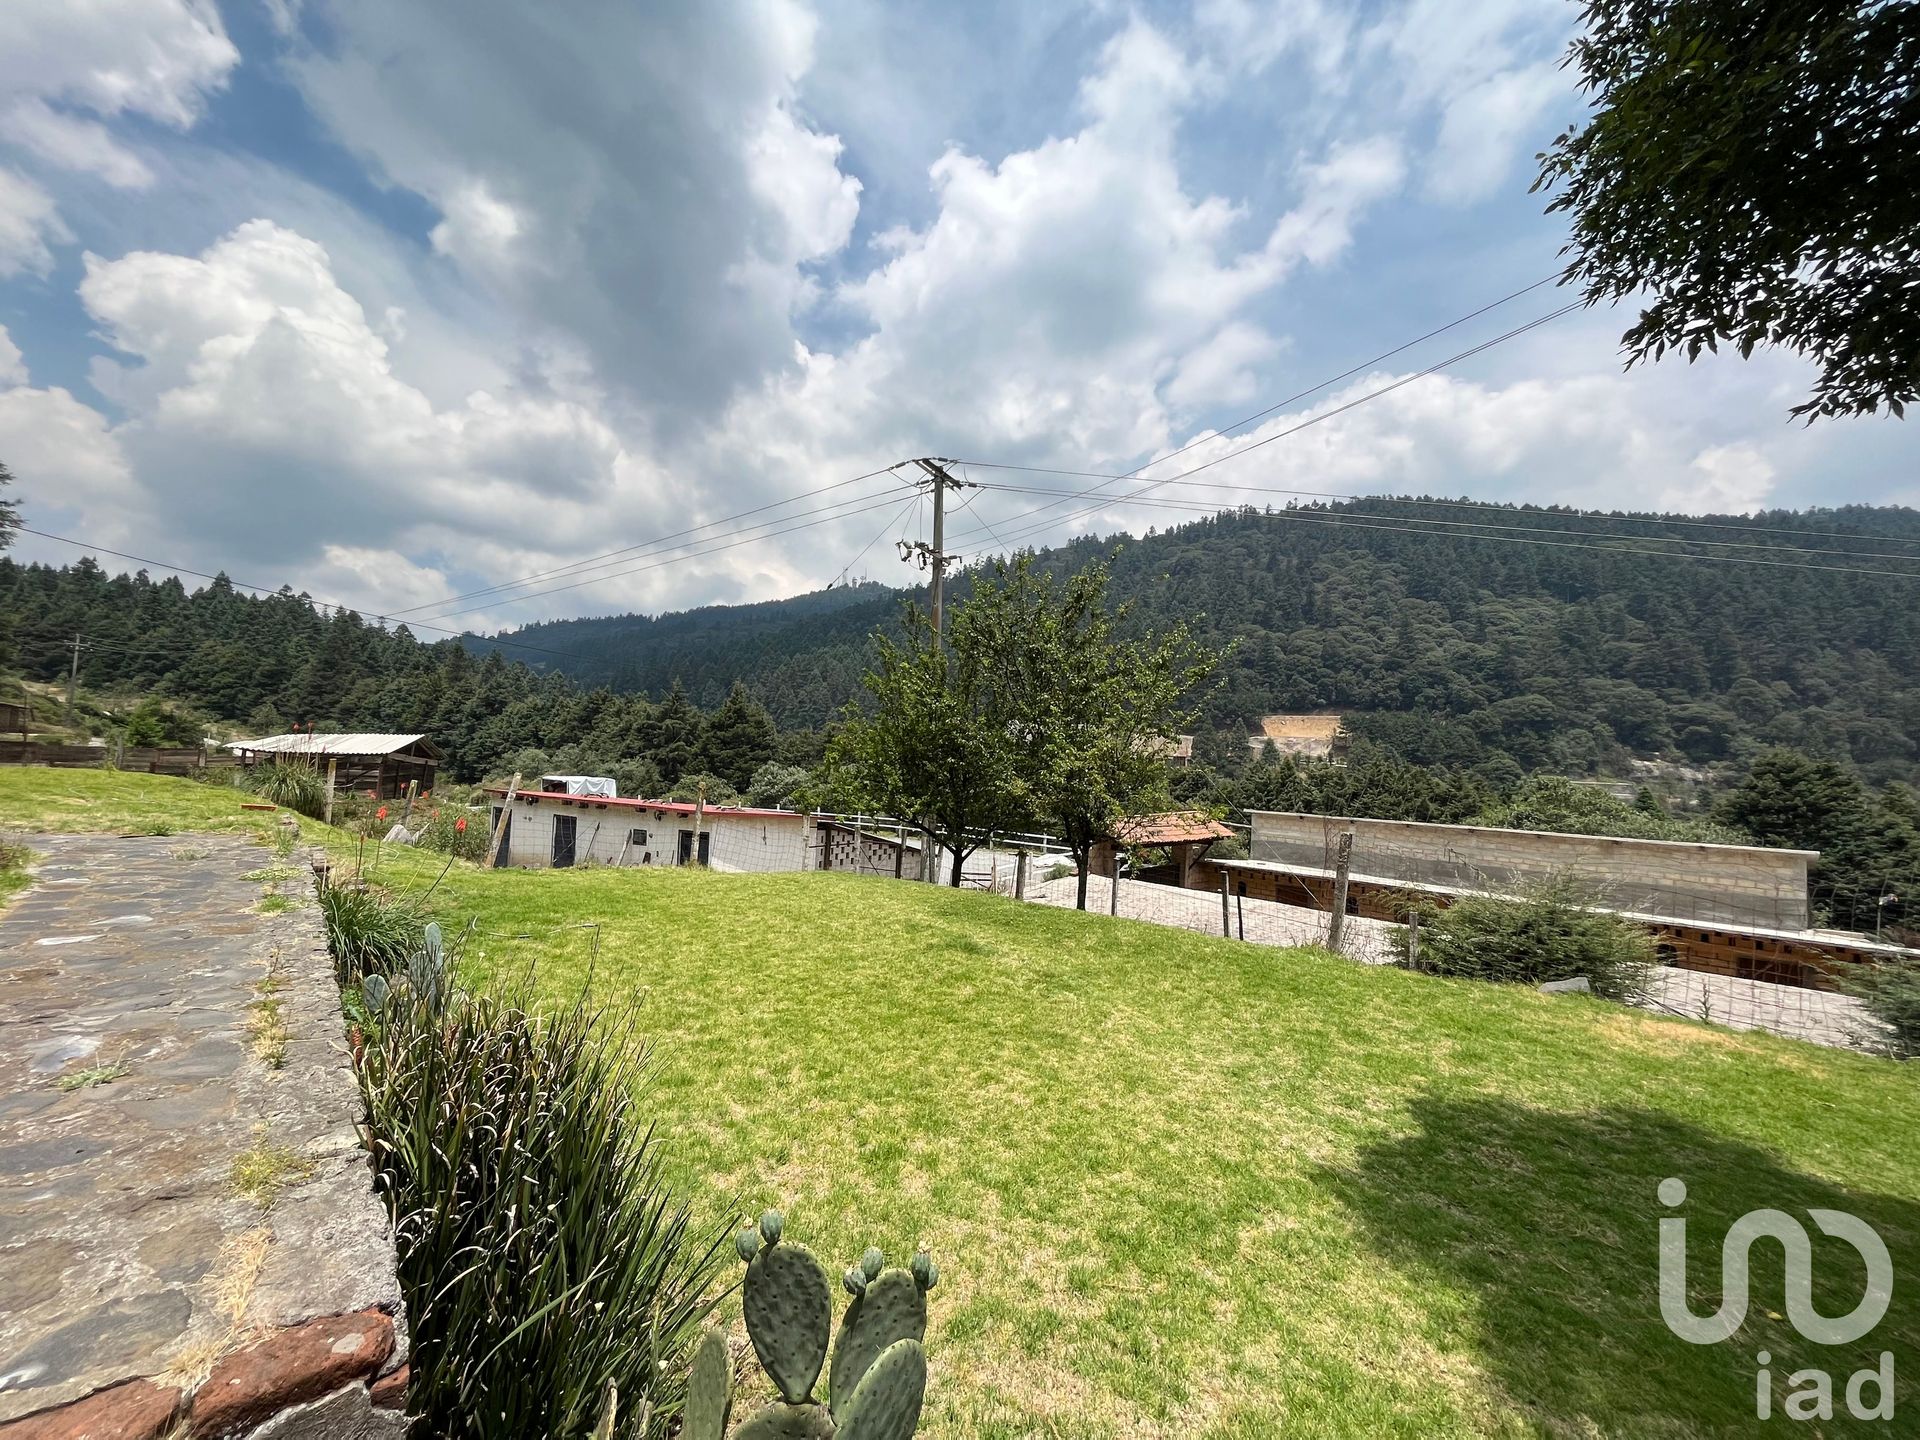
[0,741,238,777]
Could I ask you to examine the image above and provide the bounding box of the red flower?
[455,817,467,832]
[376,806,389,820]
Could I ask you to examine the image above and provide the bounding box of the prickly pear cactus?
[683,1327,733,1440]
[360,971,390,1014]
[740,1211,833,1404]
[731,1401,837,1439]
[829,1251,932,1418]
[835,1339,927,1440]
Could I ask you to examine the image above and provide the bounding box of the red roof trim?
[484,787,802,821]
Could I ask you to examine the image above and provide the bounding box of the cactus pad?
[683,1327,731,1440]
[736,1225,763,1263]
[830,1268,927,1417]
[731,1400,838,1439]
[909,1252,938,1292]
[760,1209,786,1246]
[861,1247,885,1281]
[744,1240,832,1402]
[834,1339,926,1440]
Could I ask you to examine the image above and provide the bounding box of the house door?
[552,814,577,868]
[677,829,710,866]
[491,807,510,868]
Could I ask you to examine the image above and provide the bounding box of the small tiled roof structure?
[1136,733,1194,763]
[1110,811,1234,846]
[1248,714,1345,756]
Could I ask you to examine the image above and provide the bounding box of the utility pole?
[904,458,973,641]
[63,634,83,724]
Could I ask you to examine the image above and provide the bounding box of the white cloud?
[1670,444,1776,516]
[0,383,134,517]
[1425,61,1565,204]
[0,323,25,386]
[0,167,68,276]
[3,99,154,188]
[0,0,236,129]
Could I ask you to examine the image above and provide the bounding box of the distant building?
[226,732,440,800]
[0,700,29,738]
[484,785,809,872]
[1248,714,1346,760]
[1136,734,1194,766]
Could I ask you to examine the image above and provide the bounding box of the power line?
[412,489,919,622]
[388,463,914,617]
[949,278,1570,546]
[830,494,921,588]
[964,484,1920,581]
[968,478,1920,565]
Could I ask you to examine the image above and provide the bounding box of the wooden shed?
[225,733,441,801]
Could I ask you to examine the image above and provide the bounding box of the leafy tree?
[1537,0,1920,419]
[974,558,1220,909]
[819,600,1033,886]
[665,772,739,805]
[745,761,810,809]
[1475,774,1745,843]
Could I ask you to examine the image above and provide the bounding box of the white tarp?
[540,774,617,798]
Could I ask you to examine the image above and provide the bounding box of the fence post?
[1015,849,1028,901]
[1407,909,1421,971]
[1220,871,1232,936]
[1109,850,1121,917]
[1327,830,1354,953]
[324,758,338,827]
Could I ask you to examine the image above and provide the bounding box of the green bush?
[1846,959,1920,1059]
[414,805,489,862]
[319,882,425,983]
[1392,874,1655,1001]
[358,985,730,1438]
[245,760,328,820]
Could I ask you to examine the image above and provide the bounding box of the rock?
[366,1366,406,1412]
[1539,976,1592,995]
[234,1383,405,1439]
[189,1313,395,1440]
[0,1378,182,1440]
[380,826,414,847]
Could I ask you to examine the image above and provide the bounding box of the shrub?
[745,761,810,809]
[415,805,489,862]
[245,760,328,819]
[358,985,730,1438]
[319,882,425,983]
[1846,959,1920,1059]
[1392,874,1655,1001]
[667,772,740,805]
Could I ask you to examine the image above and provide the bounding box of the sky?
[0,0,1914,637]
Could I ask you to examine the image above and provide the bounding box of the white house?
[483,786,811,872]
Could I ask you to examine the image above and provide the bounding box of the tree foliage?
[1537,0,1920,419]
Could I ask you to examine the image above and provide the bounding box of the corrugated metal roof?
[226,733,440,758]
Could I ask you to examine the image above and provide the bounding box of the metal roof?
[226,733,441,759]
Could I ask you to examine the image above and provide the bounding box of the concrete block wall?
[1247,811,1814,930]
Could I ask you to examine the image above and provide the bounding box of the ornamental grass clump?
[318,881,425,984]
[357,977,731,1439]
[244,759,328,819]
[1391,872,1655,1002]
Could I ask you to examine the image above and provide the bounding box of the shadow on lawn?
[1324,1097,1918,1437]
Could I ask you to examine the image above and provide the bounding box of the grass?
[6,770,1918,1436]
[231,1132,315,1205]
[56,1059,129,1092]
[0,839,31,912]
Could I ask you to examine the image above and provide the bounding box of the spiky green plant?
[357,982,731,1439]
[318,883,424,984]
[245,759,328,819]
[687,1214,936,1440]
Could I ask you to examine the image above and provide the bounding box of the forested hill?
[480,498,1920,783]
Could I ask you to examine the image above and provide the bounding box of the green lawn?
[5,771,1917,1436]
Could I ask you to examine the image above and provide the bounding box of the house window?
[630,828,649,846]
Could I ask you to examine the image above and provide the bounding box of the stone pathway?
[0,834,403,1435]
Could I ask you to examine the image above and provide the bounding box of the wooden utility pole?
[63,634,83,723]
[1327,830,1355,952]
[485,772,520,869]
[324,758,339,826]
[693,780,706,866]
[906,458,974,640]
